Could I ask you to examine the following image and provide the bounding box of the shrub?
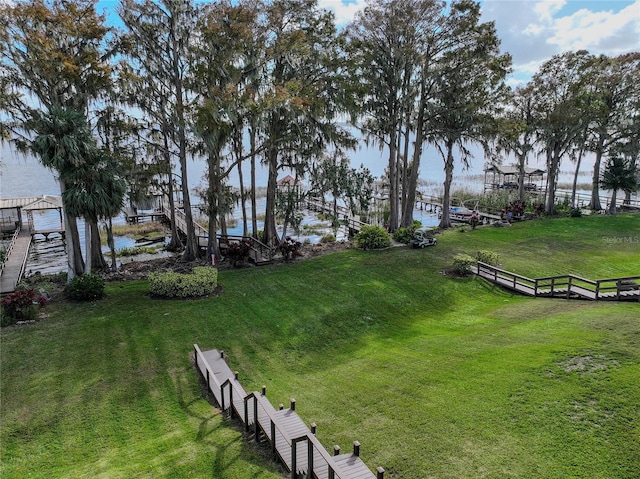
[226,239,251,266]
[476,250,499,266]
[570,207,583,218]
[320,233,336,243]
[1,288,46,326]
[149,267,218,299]
[117,246,159,257]
[354,225,391,250]
[278,236,302,261]
[392,227,414,244]
[452,254,476,276]
[65,274,105,301]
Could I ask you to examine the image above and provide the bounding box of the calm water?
[1,141,600,275]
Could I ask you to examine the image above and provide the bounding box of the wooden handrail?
[0,226,21,274]
[477,262,639,301]
[196,346,379,478]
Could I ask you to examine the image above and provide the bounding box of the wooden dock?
[477,262,640,301]
[193,345,385,479]
[0,228,32,295]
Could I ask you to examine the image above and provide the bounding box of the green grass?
[2,214,639,478]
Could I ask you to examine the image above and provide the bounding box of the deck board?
[195,346,377,479]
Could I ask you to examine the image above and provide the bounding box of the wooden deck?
[0,228,32,295]
[477,262,640,302]
[194,345,384,479]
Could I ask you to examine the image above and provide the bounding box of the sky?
[92,0,640,84]
[319,0,640,85]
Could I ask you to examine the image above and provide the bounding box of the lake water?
[1,140,599,276]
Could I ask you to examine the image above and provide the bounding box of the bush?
[452,254,476,276]
[476,250,499,266]
[1,288,47,326]
[226,239,251,266]
[117,246,159,257]
[320,233,336,243]
[354,225,391,250]
[149,267,218,299]
[278,236,302,261]
[65,274,105,301]
[392,227,414,244]
[570,207,583,217]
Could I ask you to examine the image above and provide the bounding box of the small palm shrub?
[354,225,391,250]
[149,267,218,299]
[65,274,105,301]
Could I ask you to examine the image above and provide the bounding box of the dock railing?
[0,226,21,275]
[477,262,640,301]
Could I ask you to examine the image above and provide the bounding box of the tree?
[345,0,429,231]
[189,0,260,256]
[1,0,116,279]
[585,53,640,210]
[529,51,591,215]
[490,85,536,201]
[259,0,354,247]
[119,0,201,261]
[427,0,511,228]
[599,157,638,215]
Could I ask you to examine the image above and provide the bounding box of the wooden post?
[333,445,340,456]
[311,423,317,435]
[290,399,296,411]
[377,466,385,478]
[254,396,259,443]
[220,350,224,359]
[308,436,314,478]
[279,404,284,410]
[353,441,360,457]
[261,385,266,396]
[234,371,239,380]
[270,420,276,457]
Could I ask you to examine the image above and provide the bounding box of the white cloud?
[481,0,640,83]
[547,2,640,53]
[533,0,566,21]
[318,0,367,25]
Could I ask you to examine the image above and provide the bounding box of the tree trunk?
[609,189,617,215]
[207,154,220,260]
[165,173,182,252]
[106,217,117,272]
[545,148,560,215]
[250,125,258,237]
[401,84,427,227]
[262,145,279,247]
[90,221,108,271]
[571,147,584,208]
[439,139,455,229]
[387,129,398,231]
[590,139,604,210]
[60,180,84,281]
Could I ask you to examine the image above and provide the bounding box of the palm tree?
[599,157,638,215]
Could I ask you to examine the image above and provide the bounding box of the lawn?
[1,214,639,478]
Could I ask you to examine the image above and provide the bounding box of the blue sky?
[95,0,639,86]
[319,0,639,85]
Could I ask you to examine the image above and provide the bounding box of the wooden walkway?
[0,228,32,295]
[194,345,385,479]
[305,199,369,233]
[158,201,274,265]
[477,262,640,301]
